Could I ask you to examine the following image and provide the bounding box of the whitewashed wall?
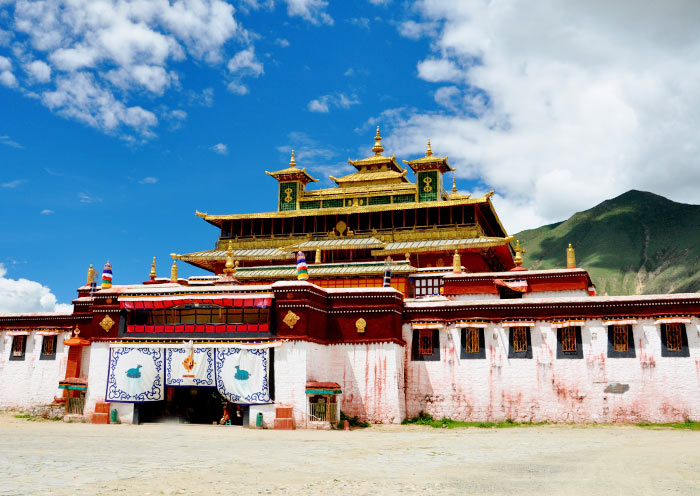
[0,331,70,410]
[83,342,134,423]
[272,340,405,425]
[404,318,700,423]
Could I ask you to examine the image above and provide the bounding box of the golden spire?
[171,260,178,283]
[87,264,96,285]
[567,243,576,269]
[315,248,321,264]
[371,126,384,155]
[513,240,524,267]
[452,175,457,193]
[452,250,462,274]
[289,149,297,168]
[149,256,157,279]
[224,241,236,276]
[426,139,433,157]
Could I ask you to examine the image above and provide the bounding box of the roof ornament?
[567,243,576,269]
[101,261,113,289]
[224,241,236,276]
[426,139,433,157]
[371,126,384,155]
[149,256,157,280]
[452,250,462,274]
[289,149,297,168]
[513,240,524,267]
[86,264,96,286]
[452,175,457,194]
[171,260,178,283]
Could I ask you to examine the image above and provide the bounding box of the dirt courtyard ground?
[1,413,699,495]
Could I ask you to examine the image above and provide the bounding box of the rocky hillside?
[514,190,700,295]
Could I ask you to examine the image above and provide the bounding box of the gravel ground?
[1,412,699,495]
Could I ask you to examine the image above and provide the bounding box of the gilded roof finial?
[224,240,236,276]
[452,175,457,193]
[426,139,433,157]
[87,264,96,286]
[289,149,297,168]
[149,256,157,280]
[567,243,576,269]
[513,240,524,267]
[372,126,384,155]
[171,260,178,283]
[453,250,462,274]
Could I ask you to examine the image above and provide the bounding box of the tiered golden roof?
[403,139,454,174]
[265,150,318,184]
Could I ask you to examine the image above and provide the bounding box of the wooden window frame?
[661,323,689,357]
[508,327,532,359]
[10,335,27,361]
[418,329,433,355]
[40,335,57,360]
[460,328,485,360]
[411,328,440,361]
[607,325,635,358]
[557,327,583,359]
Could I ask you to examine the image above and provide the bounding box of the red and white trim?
[501,320,535,328]
[494,279,528,292]
[654,316,691,325]
[602,318,637,326]
[120,294,273,310]
[550,319,585,329]
[411,322,444,330]
[454,321,489,328]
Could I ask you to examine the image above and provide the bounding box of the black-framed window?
[607,325,635,358]
[460,328,485,359]
[9,335,26,361]
[411,329,440,361]
[499,287,523,299]
[40,335,57,360]
[661,323,689,357]
[508,326,532,359]
[557,327,583,359]
[129,305,270,326]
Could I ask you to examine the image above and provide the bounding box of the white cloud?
[24,60,51,83]
[211,143,228,155]
[0,54,16,87]
[0,263,71,314]
[283,0,333,25]
[0,135,23,149]
[383,0,700,233]
[2,179,26,188]
[397,20,438,40]
[275,38,290,47]
[226,47,263,95]
[40,209,54,214]
[308,92,359,113]
[78,192,101,203]
[227,47,264,76]
[139,176,158,184]
[4,0,240,137]
[349,17,370,30]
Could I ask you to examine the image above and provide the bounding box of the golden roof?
[330,168,409,185]
[265,150,319,183]
[371,236,513,256]
[403,139,454,173]
[302,182,416,199]
[348,127,405,173]
[445,176,470,200]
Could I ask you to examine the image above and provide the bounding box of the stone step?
[274,418,295,430]
[91,413,110,424]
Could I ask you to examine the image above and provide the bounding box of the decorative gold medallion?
[283,187,293,203]
[182,349,196,377]
[283,310,300,329]
[335,220,347,235]
[100,315,115,332]
[356,318,366,334]
[423,176,433,192]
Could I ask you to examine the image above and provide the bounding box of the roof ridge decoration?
[372,126,384,155]
[265,149,319,184]
[403,139,455,174]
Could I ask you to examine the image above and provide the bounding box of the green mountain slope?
[514,190,700,295]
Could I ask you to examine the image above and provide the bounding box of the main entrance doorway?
[135,386,247,425]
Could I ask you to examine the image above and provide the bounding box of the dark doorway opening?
[136,387,245,425]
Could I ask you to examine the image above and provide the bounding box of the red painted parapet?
[442,268,594,296]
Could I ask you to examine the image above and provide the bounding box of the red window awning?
[120,296,272,310]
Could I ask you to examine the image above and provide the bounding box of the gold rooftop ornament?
[171,260,178,282]
[372,126,384,155]
[86,264,96,285]
[513,240,524,267]
[223,240,237,276]
[426,139,433,157]
[149,256,157,280]
[567,243,576,269]
[453,249,462,274]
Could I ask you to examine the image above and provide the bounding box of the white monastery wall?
[404,318,700,423]
[0,331,70,410]
[84,343,135,423]
[271,341,312,426]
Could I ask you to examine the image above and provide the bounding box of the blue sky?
[2,1,700,310]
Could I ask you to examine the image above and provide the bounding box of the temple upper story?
[173,128,516,280]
